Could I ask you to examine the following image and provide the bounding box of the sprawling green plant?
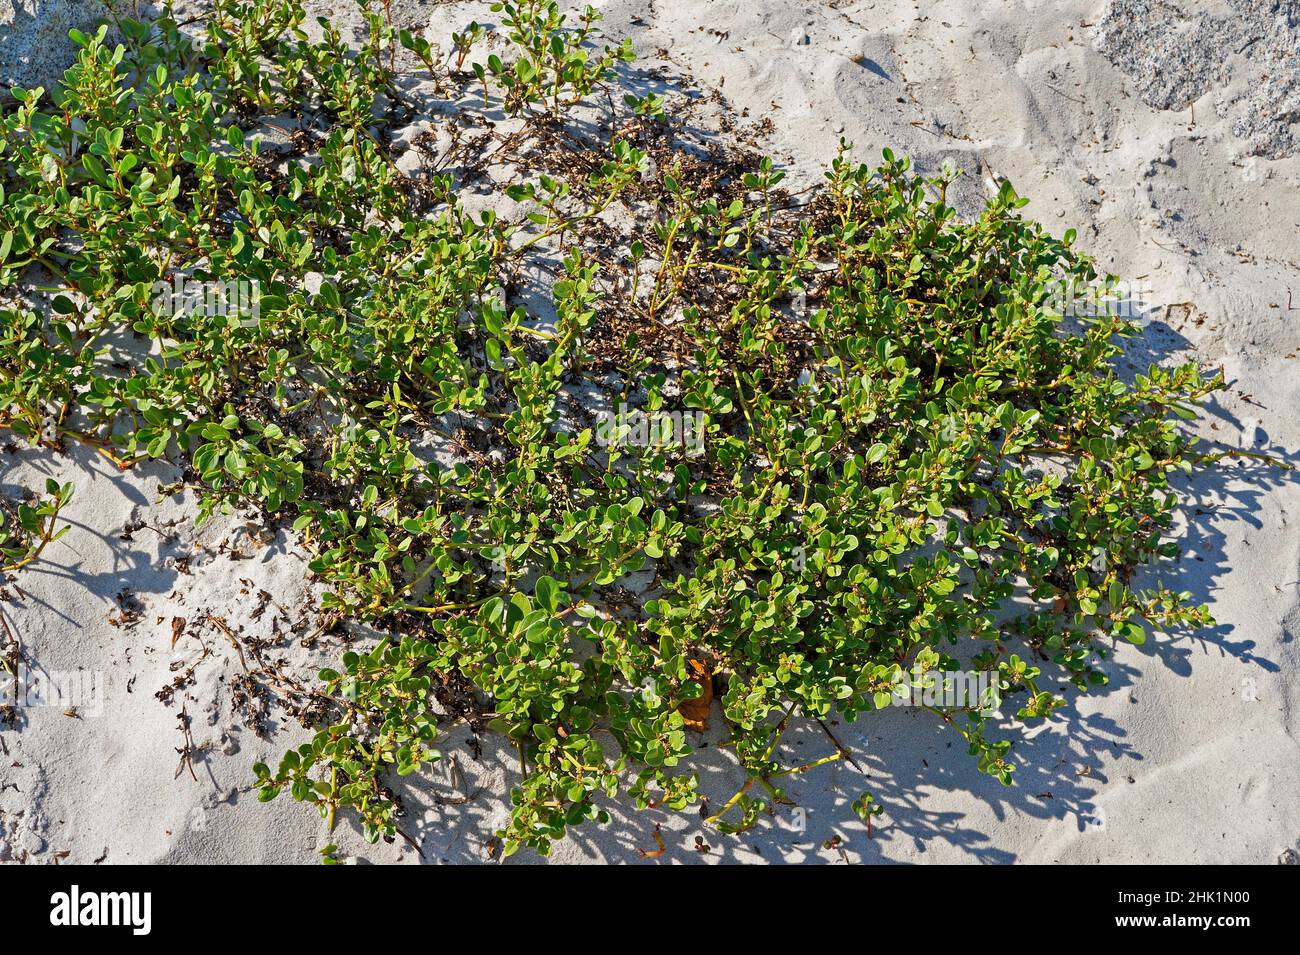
[0,0,1242,858]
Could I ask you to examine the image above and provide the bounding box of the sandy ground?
[2,0,1298,864]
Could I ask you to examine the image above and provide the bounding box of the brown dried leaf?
[637,824,667,858]
[677,658,712,732]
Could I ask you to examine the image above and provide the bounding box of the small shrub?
[0,0,1240,858]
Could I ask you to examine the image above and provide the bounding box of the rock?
[2,0,108,98]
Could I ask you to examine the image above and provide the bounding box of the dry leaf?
[637,824,667,858]
[170,616,187,649]
[677,658,712,732]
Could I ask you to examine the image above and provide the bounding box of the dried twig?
[208,614,249,673]
[174,704,199,782]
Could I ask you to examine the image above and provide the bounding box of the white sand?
[2,0,1298,864]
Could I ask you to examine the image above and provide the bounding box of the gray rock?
[1,0,108,97]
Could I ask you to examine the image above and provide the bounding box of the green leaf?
[534,575,559,613]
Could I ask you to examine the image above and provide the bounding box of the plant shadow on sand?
[338,309,1295,865]
[0,445,183,630]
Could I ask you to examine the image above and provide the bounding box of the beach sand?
[2,0,1297,864]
